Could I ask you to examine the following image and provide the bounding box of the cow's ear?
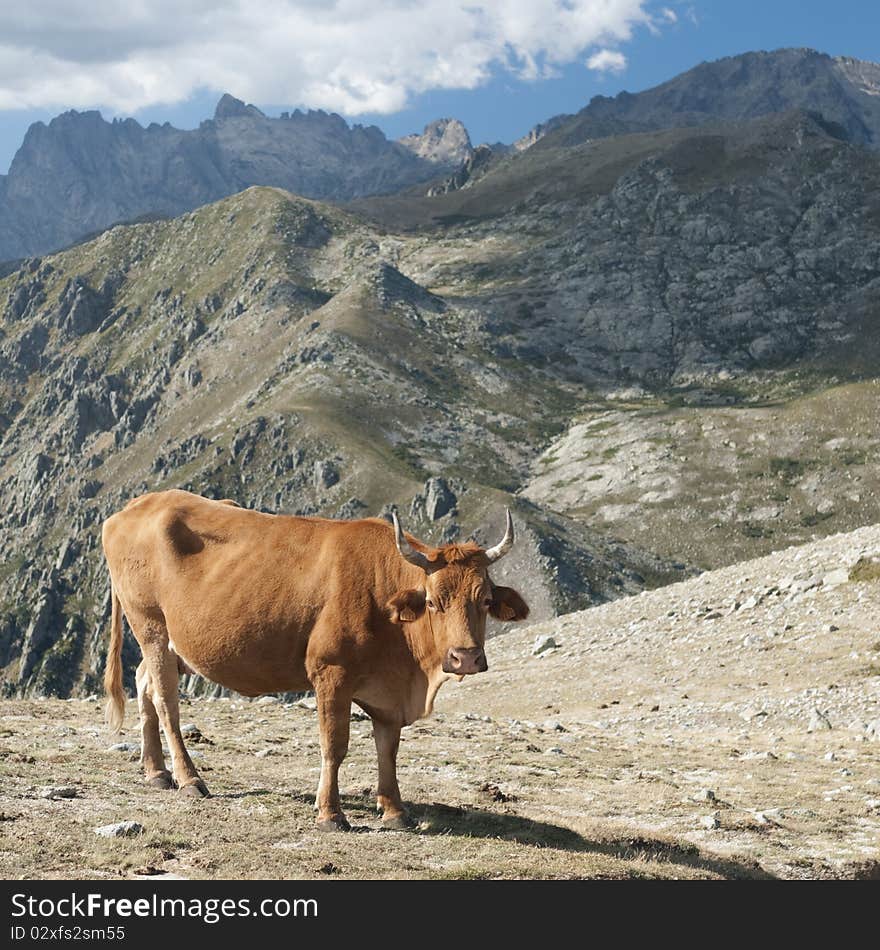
[490,586,530,622]
[387,588,427,623]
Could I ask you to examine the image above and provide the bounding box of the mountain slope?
[4,47,880,262]
[354,110,880,568]
[356,109,880,386]
[534,48,880,151]
[4,95,880,699]
[0,186,685,699]
[0,96,461,262]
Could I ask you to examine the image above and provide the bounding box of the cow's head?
[387,510,530,675]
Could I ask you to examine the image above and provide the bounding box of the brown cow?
[102,490,529,830]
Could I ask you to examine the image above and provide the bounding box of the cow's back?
[101,490,359,694]
[103,490,280,602]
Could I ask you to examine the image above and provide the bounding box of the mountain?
[419,47,880,194]
[3,109,880,699]
[4,48,880,262]
[0,186,688,699]
[4,51,880,700]
[398,118,473,164]
[532,48,880,150]
[352,108,880,565]
[0,96,465,262]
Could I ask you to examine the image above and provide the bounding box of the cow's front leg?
[373,718,413,829]
[313,671,353,832]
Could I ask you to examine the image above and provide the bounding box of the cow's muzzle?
[443,647,488,675]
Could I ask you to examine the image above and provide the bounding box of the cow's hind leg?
[373,718,413,830]
[136,660,172,789]
[140,634,209,798]
[313,669,353,831]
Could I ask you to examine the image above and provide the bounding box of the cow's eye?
[481,597,492,610]
[426,599,437,611]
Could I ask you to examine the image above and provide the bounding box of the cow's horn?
[485,508,515,563]
[392,511,432,570]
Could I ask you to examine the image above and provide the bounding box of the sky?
[0,1,878,174]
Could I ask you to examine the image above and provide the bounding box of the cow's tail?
[104,583,125,733]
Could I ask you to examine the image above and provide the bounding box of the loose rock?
[532,635,559,657]
[39,785,78,800]
[95,821,144,838]
[107,742,139,753]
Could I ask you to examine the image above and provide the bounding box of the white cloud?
[0,1,659,115]
[585,49,628,74]
[661,7,678,23]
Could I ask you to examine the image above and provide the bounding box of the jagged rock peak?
[398,118,472,164]
[834,54,880,96]
[0,95,440,261]
[513,115,569,152]
[214,94,266,120]
[360,260,445,312]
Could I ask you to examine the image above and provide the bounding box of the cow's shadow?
[282,792,773,879]
[413,802,775,880]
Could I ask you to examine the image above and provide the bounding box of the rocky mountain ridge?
[0,184,689,699]
[0,95,461,261]
[5,48,880,260]
[534,48,880,151]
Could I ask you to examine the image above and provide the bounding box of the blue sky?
[1,1,878,174]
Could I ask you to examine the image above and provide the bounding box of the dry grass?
[849,558,880,583]
[525,380,880,571]
[0,698,769,881]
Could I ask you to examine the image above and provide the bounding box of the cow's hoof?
[317,815,351,833]
[145,773,173,790]
[380,813,415,831]
[180,779,210,798]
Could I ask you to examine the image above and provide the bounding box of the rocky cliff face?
[0,96,462,262]
[398,118,472,164]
